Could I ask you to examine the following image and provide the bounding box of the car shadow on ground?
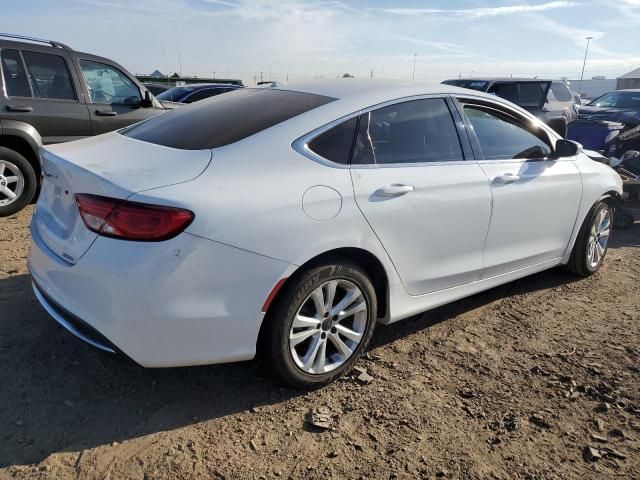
[0,264,600,467]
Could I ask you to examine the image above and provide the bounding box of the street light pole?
[578,36,593,96]
[412,53,417,80]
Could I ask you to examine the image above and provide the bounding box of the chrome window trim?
[293,93,468,169]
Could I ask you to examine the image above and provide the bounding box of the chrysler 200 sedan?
[28,80,622,388]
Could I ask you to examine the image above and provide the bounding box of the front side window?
[21,51,76,100]
[0,49,31,97]
[352,98,464,165]
[79,60,140,105]
[465,106,552,160]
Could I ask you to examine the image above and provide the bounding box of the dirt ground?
[0,205,638,480]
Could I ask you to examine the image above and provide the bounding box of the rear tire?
[565,201,612,277]
[0,147,37,217]
[263,261,377,389]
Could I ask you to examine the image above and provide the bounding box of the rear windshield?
[122,88,336,149]
[442,80,488,91]
[155,86,196,102]
[487,82,549,108]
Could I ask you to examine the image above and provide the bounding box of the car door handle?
[6,105,33,112]
[95,110,118,116]
[494,173,520,184]
[374,184,414,197]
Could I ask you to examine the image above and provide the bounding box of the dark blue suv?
[155,83,243,104]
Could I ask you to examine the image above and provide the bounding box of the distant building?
[149,69,164,78]
[567,78,616,100]
[617,67,640,90]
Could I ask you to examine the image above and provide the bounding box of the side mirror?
[554,139,581,158]
[141,90,154,107]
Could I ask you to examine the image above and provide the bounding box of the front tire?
[565,201,612,277]
[0,147,37,217]
[264,261,377,389]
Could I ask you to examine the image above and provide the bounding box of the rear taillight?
[76,194,194,241]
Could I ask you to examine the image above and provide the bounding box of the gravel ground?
[0,205,639,480]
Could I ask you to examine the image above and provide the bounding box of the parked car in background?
[143,82,170,96]
[442,78,578,137]
[0,33,168,216]
[155,83,243,104]
[578,90,640,126]
[28,80,622,389]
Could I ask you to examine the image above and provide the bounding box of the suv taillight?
[76,194,194,241]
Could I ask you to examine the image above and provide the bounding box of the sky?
[3,0,640,86]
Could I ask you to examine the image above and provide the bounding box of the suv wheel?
[264,262,377,389]
[0,147,37,217]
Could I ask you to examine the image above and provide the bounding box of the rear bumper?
[31,280,118,354]
[28,225,293,367]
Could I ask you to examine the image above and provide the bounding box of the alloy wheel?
[587,207,611,269]
[0,160,25,207]
[289,279,368,375]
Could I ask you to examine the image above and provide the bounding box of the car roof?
[273,78,497,103]
[448,77,558,83]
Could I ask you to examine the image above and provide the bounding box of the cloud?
[375,1,578,18]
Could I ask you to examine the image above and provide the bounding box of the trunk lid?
[33,132,211,264]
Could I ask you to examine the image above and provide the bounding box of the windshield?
[156,86,195,102]
[589,91,640,109]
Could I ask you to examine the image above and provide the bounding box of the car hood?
[578,106,640,126]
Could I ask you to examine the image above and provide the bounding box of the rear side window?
[0,49,31,97]
[487,82,548,107]
[352,98,464,165]
[550,82,573,102]
[307,117,358,164]
[22,51,76,100]
[123,89,336,149]
[465,106,551,160]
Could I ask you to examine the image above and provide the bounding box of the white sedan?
[28,80,622,388]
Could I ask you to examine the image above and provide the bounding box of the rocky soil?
[1,206,638,479]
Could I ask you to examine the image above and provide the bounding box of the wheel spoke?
[290,327,319,347]
[331,288,362,317]
[313,339,327,373]
[323,280,338,313]
[337,300,366,320]
[301,335,322,370]
[596,240,605,258]
[334,324,363,343]
[329,333,353,358]
[292,315,320,329]
[599,228,610,239]
[4,176,18,184]
[309,287,325,316]
[0,163,5,176]
[0,187,16,200]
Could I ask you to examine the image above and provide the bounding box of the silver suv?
[0,33,167,216]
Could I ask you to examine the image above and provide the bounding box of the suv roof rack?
[0,33,71,50]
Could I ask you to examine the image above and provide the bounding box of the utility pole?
[370,69,374,79]
[178,52,182,77]
[412,53,417,80]
[260,71,263,83]
[579,36,593,96]
[213,71,216,79]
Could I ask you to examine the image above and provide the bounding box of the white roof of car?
[274,78,484,103]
